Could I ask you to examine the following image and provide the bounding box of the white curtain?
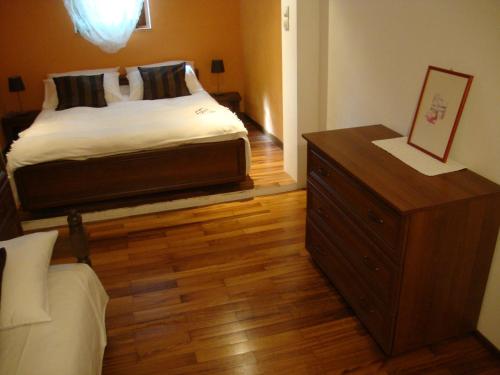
[64,0,144,53]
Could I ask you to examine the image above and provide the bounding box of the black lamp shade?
[211,60,225,74]
[8,76,25,93]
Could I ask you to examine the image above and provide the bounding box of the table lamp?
[211,60,225,94]
[8,76,25,112]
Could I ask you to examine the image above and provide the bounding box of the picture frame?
[408,66,473,162]
[136,0,152,30]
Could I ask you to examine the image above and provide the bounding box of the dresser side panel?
[394,195,500,353]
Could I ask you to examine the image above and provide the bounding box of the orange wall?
[240,0,283,141]
[0,0,244,113]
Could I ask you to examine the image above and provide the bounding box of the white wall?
[282,0,329,186]
[327,0,500,347]
[282,0,298,182]
[296,0,322,186]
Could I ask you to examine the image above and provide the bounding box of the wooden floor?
[246,121,295,189]
[53,191,499,374]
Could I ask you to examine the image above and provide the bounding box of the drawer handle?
[363,256,381,272]
[359,297,375,314]
[368,210,384,225]
[317,167,330,177]
[316,207,329,219]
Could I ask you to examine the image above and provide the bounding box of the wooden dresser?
[0,154,22,240]
[303,125,500,355]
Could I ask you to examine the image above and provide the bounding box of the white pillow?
[126,70,144,101]
[126,61,203,101]
[43,68,123,110]
[119,85,131,97]
[0,231,58,330]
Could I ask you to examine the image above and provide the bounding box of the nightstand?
[1,110,40,154]
[211,92,242,114]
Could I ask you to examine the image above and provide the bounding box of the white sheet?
[0,264,109,375]
[7,91,250,174]
[372,137,465,176]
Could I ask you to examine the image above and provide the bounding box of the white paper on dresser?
[372,137,465,176]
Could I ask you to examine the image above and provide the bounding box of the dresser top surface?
[303,125,500,213]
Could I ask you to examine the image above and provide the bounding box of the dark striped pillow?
[53,74,107,111]
[139,63,191,100]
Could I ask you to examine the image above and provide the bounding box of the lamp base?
[214,74,225,94]
[17,92,24,113]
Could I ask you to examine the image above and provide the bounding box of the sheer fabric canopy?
[64,0,144,53]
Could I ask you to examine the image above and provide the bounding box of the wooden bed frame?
[14,138,247,212]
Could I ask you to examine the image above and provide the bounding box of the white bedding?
[7,91,250,174]
[0,264,109,375]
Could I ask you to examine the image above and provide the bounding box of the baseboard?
[242,113,283,149]
[475,331,500,358]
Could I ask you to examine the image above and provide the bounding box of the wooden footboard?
[14,139,247,211]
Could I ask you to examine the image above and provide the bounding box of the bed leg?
[67,210,91,266]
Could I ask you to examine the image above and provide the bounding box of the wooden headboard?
[119,67,200,86]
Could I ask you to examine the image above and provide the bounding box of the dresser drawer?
[308,148,402,260]
[308,182,398,306]
[306,220,393,352]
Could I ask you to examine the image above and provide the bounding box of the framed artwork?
[408,66,473,162]
[136,0,152,30]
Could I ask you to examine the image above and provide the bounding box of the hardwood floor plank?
[196,330,304,363]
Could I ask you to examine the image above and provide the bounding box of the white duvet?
[7,91,250,174]
[0,264,109,375]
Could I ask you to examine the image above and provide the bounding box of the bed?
[0,203,107,375]
[7,85,250,212]
[0,263,108,375]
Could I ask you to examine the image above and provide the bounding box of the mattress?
[0,264,109,375]
[6,91,250,174]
